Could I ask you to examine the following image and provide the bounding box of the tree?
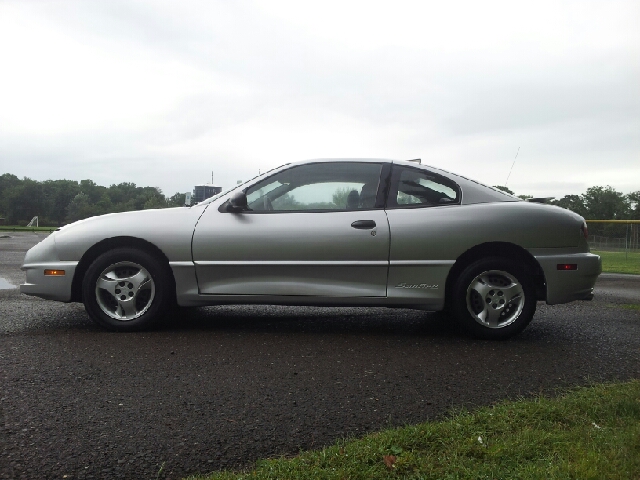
[581,186,629,220]
[552,195,587,218]
[0,173,20,217]
[79,179,106,204]
[5,178,45,224]
[94,194,114,216]
[66,192,94,222]
[554,186,630,237]
[271,193,302,210]
[107,182,138,209]
[143,187,168,209]
[332,187,354,208]
[42,180,81,226]
[167,192,186,207]
[626,191,640,220]
[493,185,515,195]
[0,173,20,193]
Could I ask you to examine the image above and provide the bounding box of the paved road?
[1,233,639,479]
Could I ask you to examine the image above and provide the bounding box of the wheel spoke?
[469,277,493,298]
[121,270,149,291]
[117,298,138,318]
[96,276,119,298]
[503,282,524,302]
[477,303,503,327]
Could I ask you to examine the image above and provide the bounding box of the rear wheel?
[450,257,536,339]
[82,248,172,331]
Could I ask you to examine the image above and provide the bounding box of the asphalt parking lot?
[1,232,639,479]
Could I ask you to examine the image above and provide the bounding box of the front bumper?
[20,261,78,302]
[534,252,602,305]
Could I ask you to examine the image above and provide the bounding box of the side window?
[388,166,460,208]
[244,162,383,212]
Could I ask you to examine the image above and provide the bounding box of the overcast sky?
[0,0,638,198]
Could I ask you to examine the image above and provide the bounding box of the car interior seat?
[346,190,360,209]
[359,183,377,209]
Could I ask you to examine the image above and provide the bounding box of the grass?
[609,303,640,312]
[188,380,640,480]
[593,250,640,275]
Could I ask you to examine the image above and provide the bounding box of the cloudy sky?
[0,0,638,198]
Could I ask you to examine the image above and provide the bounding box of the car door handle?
[351,220,376,229]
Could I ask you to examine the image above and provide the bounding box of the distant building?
[193,184,222,203]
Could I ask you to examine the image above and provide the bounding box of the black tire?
[450,257,536,340]
[82,248,173,332]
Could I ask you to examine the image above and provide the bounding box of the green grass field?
[188,381,640,480]
[593,250,640,275]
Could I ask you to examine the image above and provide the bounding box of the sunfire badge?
[395,283,439,289]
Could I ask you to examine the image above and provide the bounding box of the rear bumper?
[534,253,601,305]
[20,261,78,302]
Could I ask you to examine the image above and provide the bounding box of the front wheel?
[82,248,173,331]
[450,257,536,340]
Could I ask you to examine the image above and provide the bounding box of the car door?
[192,161,390,297]
[384,163,462,308]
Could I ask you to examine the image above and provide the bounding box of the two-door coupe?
[21,159,601,339]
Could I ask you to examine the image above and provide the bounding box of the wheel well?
[444,242,546,307]
[70,236,175,303]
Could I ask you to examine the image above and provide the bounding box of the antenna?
[211,171,213,184]
[505,147,519,186]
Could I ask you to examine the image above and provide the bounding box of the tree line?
[495,185,640,237]
[0,173,638,235]
[0,173,186,226]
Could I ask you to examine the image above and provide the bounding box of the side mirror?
[226,191,248,213]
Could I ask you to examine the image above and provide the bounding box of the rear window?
[388,165,460,208]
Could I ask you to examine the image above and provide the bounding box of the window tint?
[245,162,383,212]
[389,166,459,208]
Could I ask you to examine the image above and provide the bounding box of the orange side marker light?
[44,269,65,276]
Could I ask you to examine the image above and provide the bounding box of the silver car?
[20,159,601,339]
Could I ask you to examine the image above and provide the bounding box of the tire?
[450,257,536,340]
[82,248,173,332]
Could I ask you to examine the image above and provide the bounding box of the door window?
[388,165,460,208]
[245,162,383,212]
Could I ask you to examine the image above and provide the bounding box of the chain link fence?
[587,221,639,253]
